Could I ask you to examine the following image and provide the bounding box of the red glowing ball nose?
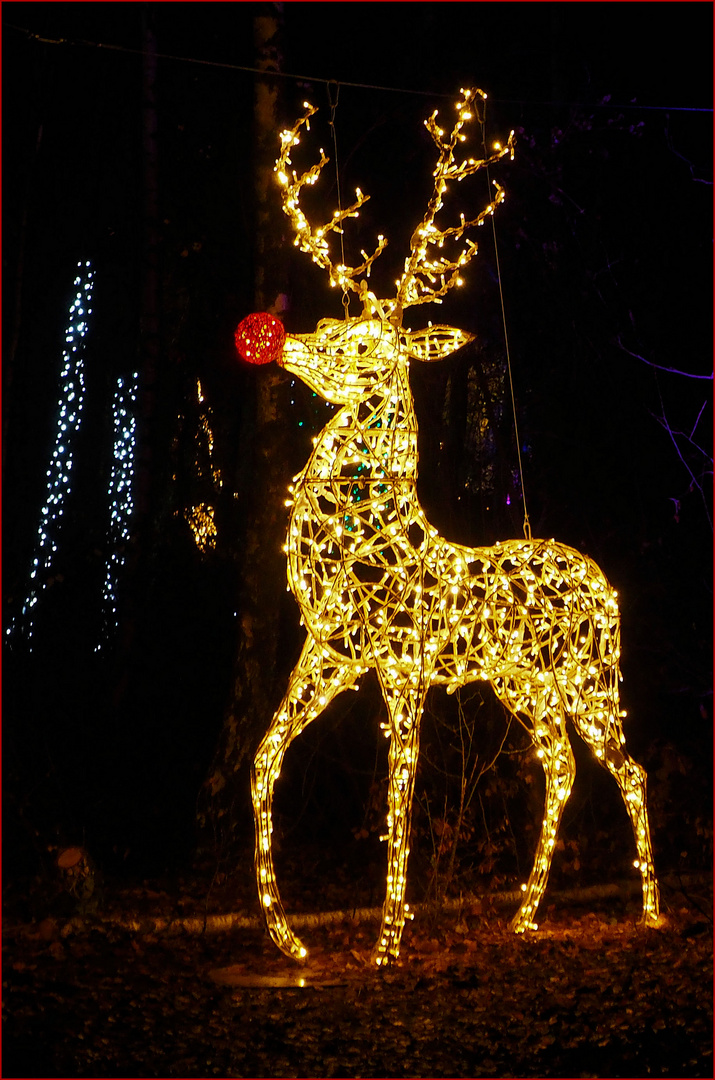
[234,312,286,365]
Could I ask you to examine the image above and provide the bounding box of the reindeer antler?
[389,88,515,319]
[275,103,388,298]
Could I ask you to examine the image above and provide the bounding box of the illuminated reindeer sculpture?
[238,89,659,966]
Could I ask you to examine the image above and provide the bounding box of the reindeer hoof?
[510,911,539,934]
[372,943,399,967]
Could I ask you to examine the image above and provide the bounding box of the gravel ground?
[2,878,712,1078]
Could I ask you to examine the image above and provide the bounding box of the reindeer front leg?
[374,681,424,965]
[252,638,365,962]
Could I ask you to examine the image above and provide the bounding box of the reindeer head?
[236,88,513,394]
[235,314,473,405]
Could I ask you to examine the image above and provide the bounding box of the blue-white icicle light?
[15,261,94,646]
[97,371,139,649]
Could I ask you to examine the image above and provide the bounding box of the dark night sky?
[2,3,712,871]
[4,2,712,523]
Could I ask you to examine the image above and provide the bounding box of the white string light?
[97,370,139,648]
[14,261,94,647]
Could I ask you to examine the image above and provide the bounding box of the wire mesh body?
[250,88,658,965]
[251,317,660,965]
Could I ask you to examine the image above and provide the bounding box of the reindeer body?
[287,320,615,698]
[245,91,659,966]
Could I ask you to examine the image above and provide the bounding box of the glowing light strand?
[184,379,222,554]
[245,90,660,968]
[275,88,514,317]
[14,261,94,646]
[276,102,387,299]
[393,88,515,318]
[97,370,139,648]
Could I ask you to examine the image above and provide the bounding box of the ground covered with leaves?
[2,874,712,1079]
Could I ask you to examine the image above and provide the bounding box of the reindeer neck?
[302,365,418,486]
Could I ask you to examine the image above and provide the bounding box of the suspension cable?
[326,81,351,319]
[483,107,532,541]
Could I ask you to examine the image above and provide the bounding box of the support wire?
[326,81,351,319]
[483,111,531,541]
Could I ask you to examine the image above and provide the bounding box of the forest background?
[3,2,712,921]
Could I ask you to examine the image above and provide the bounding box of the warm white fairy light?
[276,103,386,300]
[185,379,222,554]
[97,371,139,647]
[392,88,515,319]
[275,88,514,318]
[246,89,659,968]
[186,502,217,553]
[16,261,94,646]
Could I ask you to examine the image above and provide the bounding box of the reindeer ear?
[401,326,475,363]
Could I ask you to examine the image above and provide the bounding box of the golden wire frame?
[249,91,660,967]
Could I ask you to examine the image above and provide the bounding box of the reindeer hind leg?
[573,704,660,927]
[495,679,576,933]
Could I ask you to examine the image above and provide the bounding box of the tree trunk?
[197,4,293,862]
